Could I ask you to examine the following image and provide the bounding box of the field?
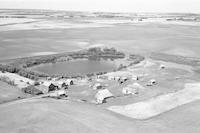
[0,81,26,103]
[108,83,200,119]
[1,98,200,133]
[0,21,200,60]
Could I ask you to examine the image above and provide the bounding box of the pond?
[30,59,118,76]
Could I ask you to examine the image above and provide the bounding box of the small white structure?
[57,89,67,96]
[104,84,109,87]
[39,81,44,84]
[160,64,165,69]
[121,77,128,81]
[95,89,113,104]
[108,76,115,80]
[42,81,53,87]
[132,75,139,81]
[96,78,103,82]
[114,76,120,81]
[49,89,67,97]
[52,78,57,81]
[89,84,93,88]
[66,79,74,85]
[122,83,142,95]
[122,87,135,95]
[93,83,102,90]
[118,76,129,84]
[54,82,63,89]
[150,79,156,84]
[105,71,133,81]
[47,77,52,80]
[147,79,156,86]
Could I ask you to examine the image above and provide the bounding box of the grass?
[0,81,25,103]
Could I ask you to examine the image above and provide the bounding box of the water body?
[31,59,117,76]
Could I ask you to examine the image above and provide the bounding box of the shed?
[132,75,139,81]
[53,82,63,89]
[22,85,43,95]
[95,89,113,104]
[42,81,52,87]
[57,89,67,96]
[108,76,115,80]
[147,79,156,86]
[118,77,128,84]
[49,89,67,98]
[160,64,165,69]
[122,83,142,95]
[122,77,128,81]
[61,82,68,89]
[93,83,103,90]
[47,77,52,80]
[114,76,120,81]
[66,79,74,85]
[49,83,59,92]
[35,85,49,94]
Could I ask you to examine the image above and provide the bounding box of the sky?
[0,0,200,13]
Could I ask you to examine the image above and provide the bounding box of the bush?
[0,76,16,86]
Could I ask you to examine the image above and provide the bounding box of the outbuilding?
[132,75,139,81]
[93,83,103,90]
[48,83,59,92]
[42,81,52,87]
[66,79,74,85]
[118,77,128,84]
[61,82,68,89]
[35,85,49,94]
[121,77,128,81]
[95,89,114,104]
[114,76,121,81]
[46,77,52,80]
[122,83,142,95]
[108,76,115,80]
[49,89,67,98]
[147,79,157,86]
[160,64,165,69]
[22,85,43,95]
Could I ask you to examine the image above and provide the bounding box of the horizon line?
[0,8,199,15]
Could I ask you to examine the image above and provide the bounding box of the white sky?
[0,0,200,13]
